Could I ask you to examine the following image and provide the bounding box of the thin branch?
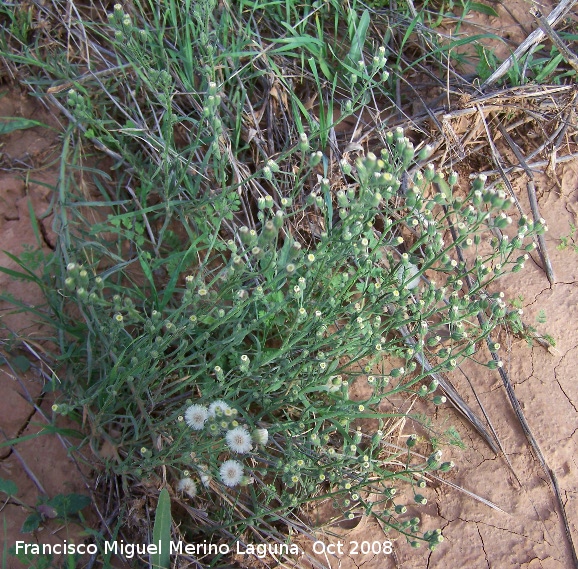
[481,0,578,89]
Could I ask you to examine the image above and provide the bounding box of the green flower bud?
[494,215,510,229]
[298,132,309,152]
[390,366,404,378]
[76,287,88,301]
[438,461,454,472]
[418,145,433,161]
[472,174,487,191]
[261,220,277,241]
[310,151,323,167]
[340,159,352,176]
[273,210,284,229]
[402,143,415,164]
[424,163,435,181]
[239,226,251,244]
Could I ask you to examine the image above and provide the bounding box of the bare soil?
[0,89,92,561]
[1,2,577,567]
[301,162,578,569]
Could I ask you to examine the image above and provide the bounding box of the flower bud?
[310,151,323,167]
[298,132,309,152]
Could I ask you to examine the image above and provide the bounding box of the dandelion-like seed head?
[220,459,244,487]
[177,477,197,498]
[185,404,208,430]
[226,426,253,454]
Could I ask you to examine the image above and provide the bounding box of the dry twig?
[495,122,556,284]
[481,0,578,89]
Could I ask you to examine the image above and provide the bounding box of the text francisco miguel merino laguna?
[15,539,303,559]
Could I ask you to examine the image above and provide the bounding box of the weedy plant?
[0,0,548,563]
[56,133,542,555]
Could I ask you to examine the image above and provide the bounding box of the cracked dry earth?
[303,165,578,569]
[0,90,89,558]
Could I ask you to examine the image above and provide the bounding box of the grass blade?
[151,488,171,569]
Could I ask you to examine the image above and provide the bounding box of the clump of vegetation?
[57,124,541,552]
[0,0,557,564]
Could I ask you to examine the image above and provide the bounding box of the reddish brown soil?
[0,89,92,562]
[1,2,577,566]
[299,162,578,569]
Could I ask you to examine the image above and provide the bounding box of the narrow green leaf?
[347,9,370,65]
[534,53,564,82]
[468,2,499,17]
[0,117,48,136]
[0,254,42,283]
[160,241,201,309]
[0,428,53,449]
[137,253,158,305]
[151,488,171,569]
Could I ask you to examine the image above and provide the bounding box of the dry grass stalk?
[481,0,578,89]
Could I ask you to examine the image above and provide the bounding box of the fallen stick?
[495,122,556,284]
[530,7,578,74]
[442,201,576,568]
[481,0,578,89]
